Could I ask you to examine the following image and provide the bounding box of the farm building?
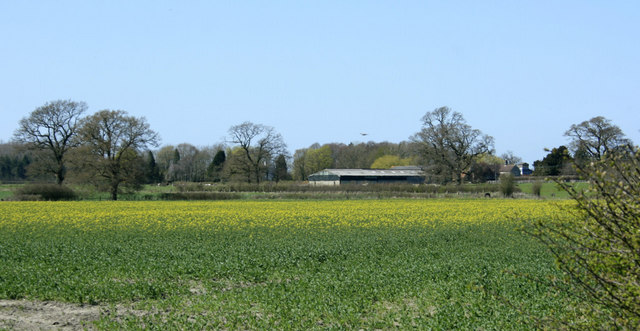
[517,163,533,176]
[499,164,521,177]
[499,163,533,177]
[308,167,425,186]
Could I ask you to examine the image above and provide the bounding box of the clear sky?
[1,1,639,164]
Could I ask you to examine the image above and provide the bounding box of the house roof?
[499,165,518,172]
[310,168,424,178]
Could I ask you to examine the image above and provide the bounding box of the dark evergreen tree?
[0,155,12,180]
[172,149,181,164]
[144,151,162,183]
[273,154,290,182]
[206,150,226,182]
[533,146,573,176]
[0,150,31,182]
[17,155,30,179]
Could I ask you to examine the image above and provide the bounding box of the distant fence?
[514,175,581,183]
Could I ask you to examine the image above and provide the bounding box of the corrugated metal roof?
[390,166,423,170]
[311,168,424,177]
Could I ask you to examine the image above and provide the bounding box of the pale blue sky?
[1,1,639,164]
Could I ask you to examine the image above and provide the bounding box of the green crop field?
[0,200,594,329]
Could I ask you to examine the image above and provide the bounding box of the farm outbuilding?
[499,164,521,177]
[308,167,425,186]
[517,163,533,176]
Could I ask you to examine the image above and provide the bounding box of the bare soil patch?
[0,299,102,330]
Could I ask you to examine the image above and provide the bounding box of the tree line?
[2,100,635,199]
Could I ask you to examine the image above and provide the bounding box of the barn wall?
[309,180,339,186]
[339,176,424,185]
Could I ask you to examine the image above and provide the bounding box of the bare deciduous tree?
[500,150,522,165]
[76,110,159,200]
[292,148,309,181]
[227,122,286,183]
[564,116,631,160]
[411,107,494,184]
[13,100,87,184]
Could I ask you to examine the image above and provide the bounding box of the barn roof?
[310,168,424,178]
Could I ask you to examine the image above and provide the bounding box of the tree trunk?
[56,171,64,185]
[255,167,261,184]
[110,181,119,200]
[55,163,65,185]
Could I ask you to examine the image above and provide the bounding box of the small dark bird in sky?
[360,133,368,136]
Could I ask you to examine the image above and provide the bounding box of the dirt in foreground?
[0,299,144,330]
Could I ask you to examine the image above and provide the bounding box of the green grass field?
[517,181,589,198]
[0,200,593,329]
[0,184,20,200]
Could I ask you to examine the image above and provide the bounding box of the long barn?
[308,167,425,186]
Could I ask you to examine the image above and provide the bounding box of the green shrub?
[171,181,506,195]
[14,183,77,201]
[530,146,640,328]
[531,181,543,197]
[499,174,516,197]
